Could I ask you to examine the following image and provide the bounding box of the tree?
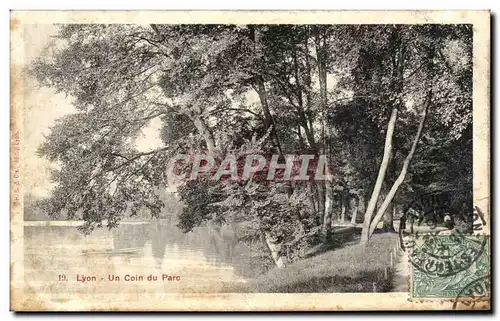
[30,23,473,265]
[32,24,320,266]
[356,25,473,243]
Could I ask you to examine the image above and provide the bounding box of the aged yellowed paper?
[10,10,490,311]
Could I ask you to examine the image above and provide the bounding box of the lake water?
[23,222,264,294]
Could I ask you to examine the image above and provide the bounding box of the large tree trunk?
[264,232,286,268]
[254,78,274,132]
[350,194,359,224]
[360,106,398,244]
[253,74,282,152]
[292,40,316,149]
[315,27,332,241]
[340,187,350,222]
[323,182,334,240]
[303,26,315,138]
[368,96,429,237]
[317,183,326,228]
[382,203,396,232]
[340,201,346,222]
[251,27,290,161]
[250,28,269,125]
[358,192,366,220]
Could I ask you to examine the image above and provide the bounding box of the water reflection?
[24,221,262,294]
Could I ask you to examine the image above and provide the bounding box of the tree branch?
[150,24,164,41]
[210,107,263,119]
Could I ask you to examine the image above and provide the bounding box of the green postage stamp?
[410,234,490,301]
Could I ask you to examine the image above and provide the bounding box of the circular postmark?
[409,233,487,278]
[452,275,491,310]
[399,199,487,278]
[399,194,473,251]
[399,203,461,252]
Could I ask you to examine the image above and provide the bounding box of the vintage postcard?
[10,11,490,311]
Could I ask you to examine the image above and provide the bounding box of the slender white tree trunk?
[368,99,429,237]
[360,107,398,244]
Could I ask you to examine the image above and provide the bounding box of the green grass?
[239,233,399,293]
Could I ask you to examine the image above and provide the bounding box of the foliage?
[31,24,473,261]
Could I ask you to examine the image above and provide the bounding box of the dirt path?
[389,222,410,292]
[391,247,409,292]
